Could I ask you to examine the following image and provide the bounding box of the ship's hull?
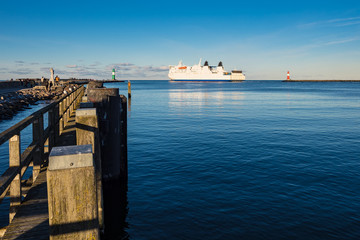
[168,74,245,82]
[170,79,241,82]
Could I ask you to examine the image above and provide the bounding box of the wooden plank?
[2,170,49,240]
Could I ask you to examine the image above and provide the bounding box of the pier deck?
[0,83,127,239]
[2,104,79,240]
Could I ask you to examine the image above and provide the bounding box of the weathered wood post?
[71,89,76,112]
[9,133,21,223]
[47,145,99,240]
[120,95,128,186]
[66,96,70,124]
[32,115,44,180]
[87,81,103,89]
[48,108,55,151]
[68,92,72,114]
[63,98,67,127]
[87,88,127,238]
[76,108,104,229]
[128,81,131,98]
[53,103,60,143]
[59,101,64,135]
[87,88,121,182]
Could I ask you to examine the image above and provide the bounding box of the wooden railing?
[0,85,84,223]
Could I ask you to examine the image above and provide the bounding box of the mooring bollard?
[75,108,104,229]
[128,81,131,98]
[87,81,103,89]
[47,145,99,240]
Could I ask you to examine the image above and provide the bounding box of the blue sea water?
[2,80,360,239]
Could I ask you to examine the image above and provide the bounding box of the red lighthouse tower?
[287,71,290,80]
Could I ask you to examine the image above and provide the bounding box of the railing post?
[63,98,67,127]
[59,101,64,135]
[9,133,21,223]
[66,96,70,124]
[76,108,104,229]
[64,97,69,127]
[48,108,55,150]
[70,92,73,113]
[32,115,44,180]
[54,103,60,143]
[70,93,74,113]
[47,145,99,240]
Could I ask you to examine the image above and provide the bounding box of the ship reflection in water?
[168,89,245,109]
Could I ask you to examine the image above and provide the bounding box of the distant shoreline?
[283,80,360,82]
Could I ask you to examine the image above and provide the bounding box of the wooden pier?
[0,83,128,239]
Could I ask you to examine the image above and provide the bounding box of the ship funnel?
[218,61,223,67]
[204,61,209,66]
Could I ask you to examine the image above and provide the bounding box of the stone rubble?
[0,84,80,120]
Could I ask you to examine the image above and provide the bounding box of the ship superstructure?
[168,59,245,81]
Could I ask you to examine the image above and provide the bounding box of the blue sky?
[1,0,360,80]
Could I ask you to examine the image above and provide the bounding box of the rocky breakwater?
[0,84,80,120]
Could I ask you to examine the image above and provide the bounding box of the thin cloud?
[143,65,168,72]
[66,65,78,68]
[336,20,360,27]
[9,68,34,75]
[322,38,358,46]
[15,60,25,64]
[110,63,135,68]
[40,67,52,71]
[103,63,169,79]
[89,61,102,67]
[263,37,359,60]
[4,63,168,80]
[300,16,360,28]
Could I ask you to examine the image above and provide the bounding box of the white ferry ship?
[168,59,245,81]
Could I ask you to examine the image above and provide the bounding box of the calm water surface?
[2,81,360,239]
[117,80,360,240]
